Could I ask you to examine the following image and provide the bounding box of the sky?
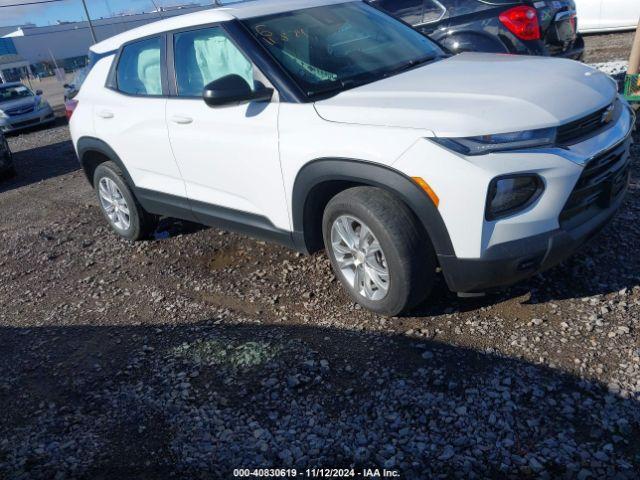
[0,0,213,27]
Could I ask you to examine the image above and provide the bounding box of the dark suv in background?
[369,0,584,60]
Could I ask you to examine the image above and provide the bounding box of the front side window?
[116,37,163,96]
[243,2,444,98]
[173,27,255,97]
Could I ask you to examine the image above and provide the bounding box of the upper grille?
[556,103,613,146]
[559,138,631,230]
[5,105,35,116]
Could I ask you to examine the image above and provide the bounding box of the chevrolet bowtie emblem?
[601,105,615,124]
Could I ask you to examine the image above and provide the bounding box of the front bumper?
[0,106,55,133]
[439,133,633,293]
[439,189,625,292]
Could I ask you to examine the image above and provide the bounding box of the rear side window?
[373,0,446,25]
[116,37,163,96]
[173,27,255,97]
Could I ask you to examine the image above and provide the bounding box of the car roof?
[91,0,354,54]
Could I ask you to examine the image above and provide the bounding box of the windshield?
[243,1,444,98]
[0,85,33,102]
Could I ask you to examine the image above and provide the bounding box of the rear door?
[599,0,639,31]
[573,0,602,31]
[92,36,188,199]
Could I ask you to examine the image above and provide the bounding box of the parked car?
[369,0,584,60]
[575,0,640,33]
[64,67,89,102]
[69,0,633,315]
[0,130,14,177]
[0,82,55,133]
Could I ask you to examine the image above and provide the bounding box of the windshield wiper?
[308,75,378,98]
[383,55,438,77]
[308,55,439,99]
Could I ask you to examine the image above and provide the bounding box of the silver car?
[0,82,55,133]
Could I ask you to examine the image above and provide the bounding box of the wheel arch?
[432,30,510,54]
[76,137,135,187]
[291,158,455,257]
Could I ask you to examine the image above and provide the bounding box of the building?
[0,4,211,79]
[0,38,31,83]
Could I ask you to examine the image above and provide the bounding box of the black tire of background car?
[93,161,158,241]
[322,186,436,316]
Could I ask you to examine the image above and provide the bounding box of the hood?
[0,96,38,113]
[313,53,617,137]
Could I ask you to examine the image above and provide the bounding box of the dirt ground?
[1,33,639,479]
[583,31,635,63]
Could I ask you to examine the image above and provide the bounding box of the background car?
[575,0,639,33]
[369,0,584,60]
[0,82,55,134]
[0,131,14,178]
[64,67,89,103]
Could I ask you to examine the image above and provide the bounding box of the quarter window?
[173,27,255,97]
[116,37,163,96]
[374,0,446,25]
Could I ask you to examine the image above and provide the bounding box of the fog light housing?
[486,175,543,220]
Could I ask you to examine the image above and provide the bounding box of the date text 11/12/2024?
[233,468,401,478]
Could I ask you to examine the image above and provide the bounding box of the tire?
[93,161,157,241]
[322,186,437,316]
[1,163,16,178]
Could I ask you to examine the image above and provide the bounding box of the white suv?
[70,0,634,315]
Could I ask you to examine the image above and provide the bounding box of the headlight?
[486,175,544,220]
[0,110,7,119]
[432,127,556,155]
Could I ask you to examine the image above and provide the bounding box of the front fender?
[291,158,455,257]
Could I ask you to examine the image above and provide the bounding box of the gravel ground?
[1,36,640,479]
[583,31,635,64]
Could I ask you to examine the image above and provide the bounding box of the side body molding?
[76,136,295,248]
[291,158,455,257]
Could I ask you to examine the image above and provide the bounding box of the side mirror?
[35,89,43,96]
[203,74,273,108]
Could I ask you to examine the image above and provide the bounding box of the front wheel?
[323,187,436,316]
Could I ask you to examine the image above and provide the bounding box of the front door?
[165,26,289,231]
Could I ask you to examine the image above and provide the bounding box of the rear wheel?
[323,187,436,316]
[93,162,157,241]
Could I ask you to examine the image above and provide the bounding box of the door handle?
[97,110,114,119]
[170,115,193,125]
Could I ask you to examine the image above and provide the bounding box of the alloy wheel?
[98,177,131,231]
[330,215,389,301]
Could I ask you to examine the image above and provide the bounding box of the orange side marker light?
[412,177,439,208]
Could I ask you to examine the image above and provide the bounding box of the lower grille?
[560,139,631,230]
